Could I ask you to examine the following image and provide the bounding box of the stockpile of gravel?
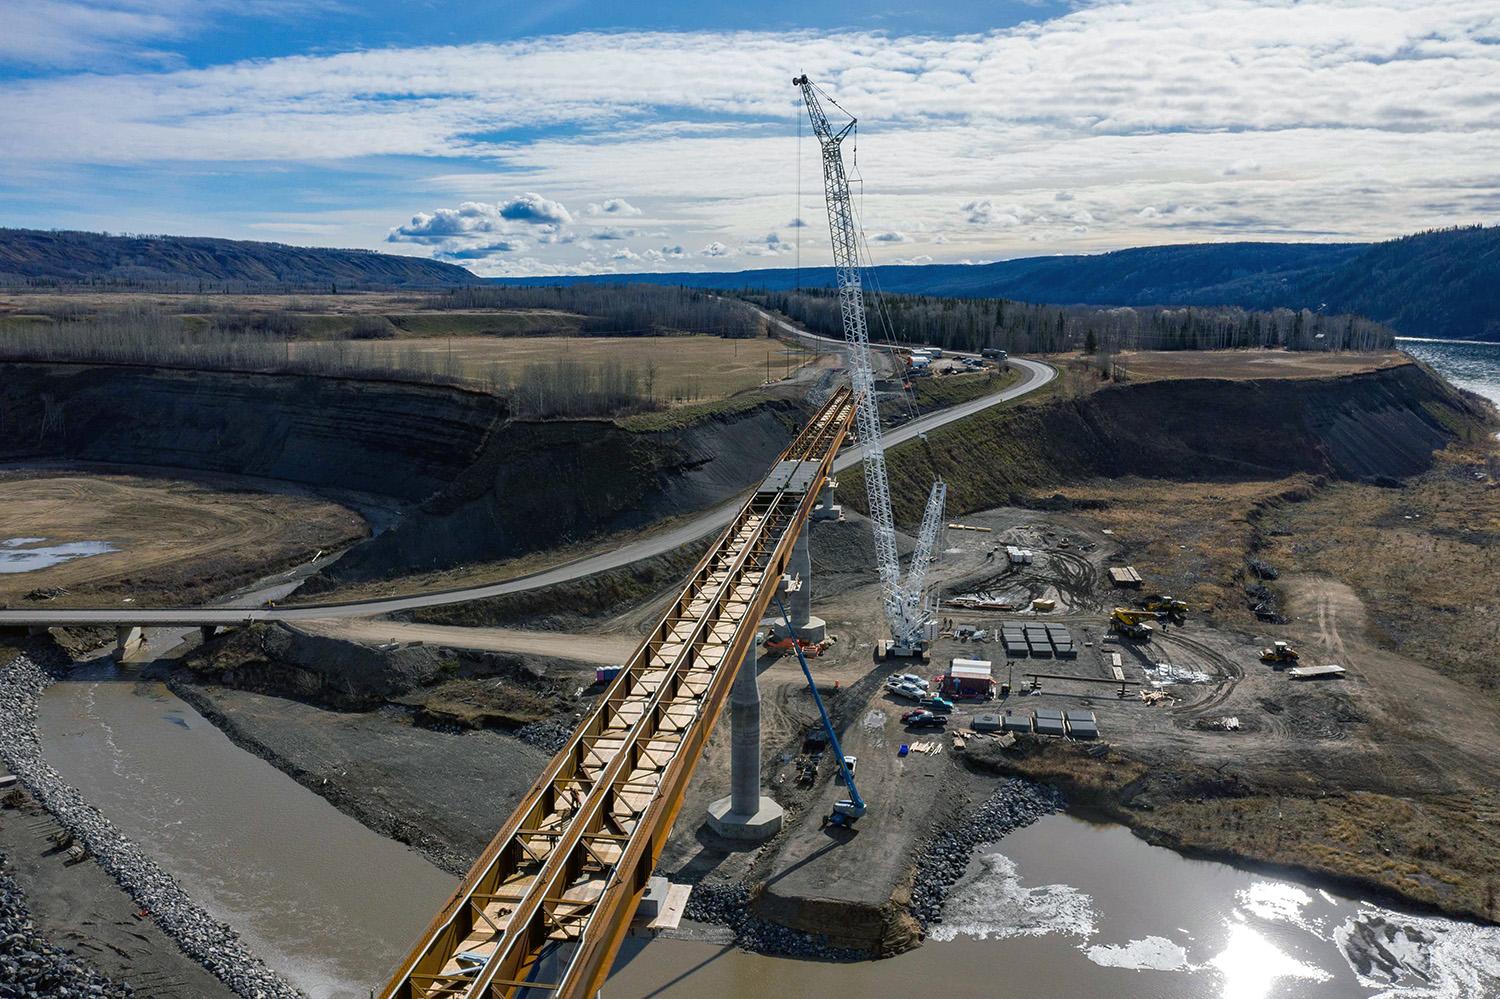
[0,857,134,998]
[908,779,1064,928]
[685,881,864,961]
[0,653,301,999]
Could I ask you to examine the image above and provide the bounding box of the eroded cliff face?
[858,361,1488,525]
[0,362,503,502]
[312,398,803,588]
[0,362,805,586]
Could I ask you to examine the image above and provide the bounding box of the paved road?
[0,334,1053,631]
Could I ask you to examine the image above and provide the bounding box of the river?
[35,663,1500,998]
[1397,338,1500,409]
[36,659,457,998]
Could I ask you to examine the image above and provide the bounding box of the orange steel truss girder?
[382,388,855,999]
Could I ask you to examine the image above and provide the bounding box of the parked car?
[889,673,929,691]
[919,694,955,714]
[887,681,926,702]
[901,710,947,729]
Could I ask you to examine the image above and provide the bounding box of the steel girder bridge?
[382,387,856,999]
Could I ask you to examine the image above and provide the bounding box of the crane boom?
[795,74,945,653]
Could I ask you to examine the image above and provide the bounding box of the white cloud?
[701,240,733,257]
[1138,206,1160,218]
[611,247,642,261]
[872,230,912,243]
[587,197,642,216]
[3,0,1498,269]
[1071,210,1096,225]
[389,194,571,243]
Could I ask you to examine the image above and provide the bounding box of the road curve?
[0,340,1052,629]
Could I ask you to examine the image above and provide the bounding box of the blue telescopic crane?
[776,597,865,826]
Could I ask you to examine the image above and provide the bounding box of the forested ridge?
[749,289,1394,355]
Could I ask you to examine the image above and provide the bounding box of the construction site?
[3,73,1500,999]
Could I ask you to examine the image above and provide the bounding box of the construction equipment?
[1110,606,1162,641]
[1260,640,1300,665]
[764,634,828,657]
[1140,593,1188,617]
[778,598,866,828]
[795,74,947,661]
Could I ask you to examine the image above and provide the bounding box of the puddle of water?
[0,536,118,573]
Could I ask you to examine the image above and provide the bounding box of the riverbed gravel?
[0,857,134,999]
[684,881,865,961]
[0,651,302,999]
[908,779,1064,928]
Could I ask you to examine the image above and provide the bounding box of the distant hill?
[499,226,1500,341]
[0,228,477,290]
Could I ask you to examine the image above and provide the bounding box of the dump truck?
[1260,640,1300,666]
[1140,593,1188,617]
[1110,607,1161,641]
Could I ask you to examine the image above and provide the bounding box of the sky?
[1,0,1497,277]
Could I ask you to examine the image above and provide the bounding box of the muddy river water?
[37,665,1500,999]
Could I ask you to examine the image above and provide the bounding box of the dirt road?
[293,619,634,665]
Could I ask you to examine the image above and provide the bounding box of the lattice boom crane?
[794,73,946,657]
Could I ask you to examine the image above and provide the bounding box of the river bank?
[0,645,299,999]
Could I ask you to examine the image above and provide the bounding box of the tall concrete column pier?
[706,638,784,842]
[773,527,827,643]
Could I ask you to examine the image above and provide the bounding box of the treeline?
[746,289,1394,354]
[0,307,470,385]
[0,304,667,418]
[430,284,765,338]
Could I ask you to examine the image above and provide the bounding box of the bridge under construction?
[381,387,856,999]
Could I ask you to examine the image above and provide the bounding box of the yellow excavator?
[1140,593,1188,617]
[1110,607,1163,641]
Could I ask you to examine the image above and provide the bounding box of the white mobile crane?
[795,74,947,660]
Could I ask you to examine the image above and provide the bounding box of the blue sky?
[2,0,1497,276]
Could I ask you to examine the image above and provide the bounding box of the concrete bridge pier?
[199,625,218,644]
[771,527,826,643]
[114,626,145,661]
[706,635,783,843]
[812,476,842,522]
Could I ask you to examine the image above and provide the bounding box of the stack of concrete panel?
[1023,624,1052,658]
[1034,707,1066,737]
[1001,623,1028,658]
[1046,624,1076,658]
[1064,710,1099,739]
[1001,711,1033,734]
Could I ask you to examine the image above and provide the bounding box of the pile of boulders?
[684,881,863,961]
[907,779,1064,928]
[0,858,135,998]
[0,652,302,999]
[515,719,572,754]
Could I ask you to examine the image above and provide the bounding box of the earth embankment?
[860,360,1485,524]
[0,361,807,588]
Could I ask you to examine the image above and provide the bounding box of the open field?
[0,469,366,607]
[1116,348,1407,380]
[284,334,820,404]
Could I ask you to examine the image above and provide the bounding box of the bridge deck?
[381,388,856,999]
